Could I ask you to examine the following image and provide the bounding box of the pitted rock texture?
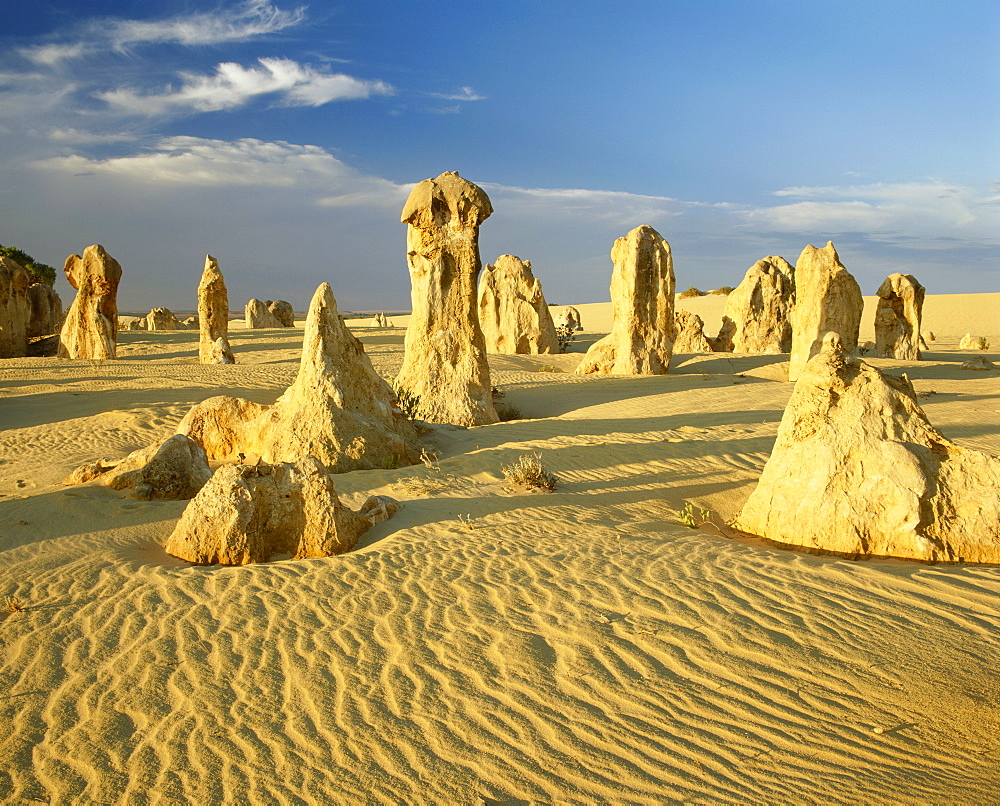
[478,255,558,354]
[875,273,925,360]
[715,256,795,354]
[58,244,122,360]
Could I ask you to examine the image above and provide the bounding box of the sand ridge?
[1,299,999,803]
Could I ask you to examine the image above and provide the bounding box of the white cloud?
[97,57,393,115]
[742,181,999,248]
[48,127,138,144]
[20,1,305,65]
[428,86,486,102]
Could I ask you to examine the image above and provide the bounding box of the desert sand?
[1,292,999,804]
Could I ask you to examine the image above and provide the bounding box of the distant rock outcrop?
[575,225,675,375]
[58,244,122,360]
[549,305,583,332]
[735,332,1000,562]
[165,456,396,565]
[787,242,862,381]
[394,171,498,425]
[715,256,795,353]
[267,300,294,327]
[875,273,925,360]
[478,255,558,354]
[179,283,421,472]
[961,356,996,371]
[0,256,32,358]
[198,255,234,364]
[245,298,284,328]
[26,283,62,340]
[672,309,713,353]
[146,307,178,331]
[120,317,147,331]
[371,312,390,327]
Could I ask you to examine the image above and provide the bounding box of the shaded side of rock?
[875,273,925,360]
[735,333,1000,562]
[164,457,384,564]
[395,171,498,425]
[716,256,795,353]
[478,255,558,354]
[0,256,32,358]
[787,242,862,381]
[58,244,121,360]
[27,283,62,340]
[575,224,675,375]
[268,300,294,327]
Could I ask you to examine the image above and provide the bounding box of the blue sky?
[1,0,997,312]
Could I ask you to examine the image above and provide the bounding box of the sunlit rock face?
[198,255,235,364]
[715,256,795,354]
[874,272,925,360]
[58,244,122,360]
[478,254,558,355]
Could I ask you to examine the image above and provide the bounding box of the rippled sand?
[1,294,998,804]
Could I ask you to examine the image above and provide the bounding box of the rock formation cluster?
[0,256,31,358]
[787,242,862,382]
[165,456,397,565]
[874,273,925,360]
[198,255,235,364]
[371,312,391,327]
[394,171,498,425]
[58,244,122,360]
[715,256,795,353]
[146,307,178,331]
[179,283,420,472]
[576,225,675,375]
[245,299,285,329]
[478,255,558,354]
[735,332,1000,562]
[672,309,713,353]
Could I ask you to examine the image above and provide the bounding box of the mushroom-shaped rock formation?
[673,309,714,353]
[734,333,1000,562]
[395,171,498,425]
[198,255,235,364]
[58,244,122,360]
[165,456,395,565]
[245,298,284,328]
[575,224,675,375]
[715,256,795,354]
[478,255,558,354]
[787,242,862,381]
[178,283,420,472]
[875,273,925,360]
[0,256,32,358]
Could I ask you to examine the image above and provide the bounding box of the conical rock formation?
[787,242,862,381]
[735,333,1000,562]
[715,256,795,353]
[576,225,675,375]
[198,255,235,364]
[395,171,498,425]
[478,255,558,354]
[58,244,121,360]
[164,456,390,565]
[875,273,925,360]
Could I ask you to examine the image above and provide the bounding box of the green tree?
[0,244,57,285]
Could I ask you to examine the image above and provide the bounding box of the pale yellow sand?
[1,296,999,804]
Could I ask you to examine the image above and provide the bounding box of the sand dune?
[1,297,999,804]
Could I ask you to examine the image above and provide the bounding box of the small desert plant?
[495,401,522,422]
[392,383,423,419]
[678,287,704,299]
[501,452,557,491]
[710,286,734,295]
[457,514,476,531]
[555,323,576,353]
[677,502,710,529]
[491,385,506,400]
[398,449,460,495]
[5,596,24,614]
[538,364,558,373]
[978,337,990,351]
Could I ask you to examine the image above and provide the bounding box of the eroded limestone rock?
[395,171,498,425]
[478,255,558,354]
[575,225,675,375]
[146,307,178,331]
[735,333,1000,562]
[673,309,713,353]
[245,298,284,328]
[178,283,420,472]
[198,255,234,364]
[164,456,389,565]
[268,300,294,327]
[58,244,121,360]
[550,305,583,332]
[961,356,996,371]
[787,242,862,382]
[0,256,32,358]
[27,283,62,340]
[875,273,925,360]
[715,256,795,353]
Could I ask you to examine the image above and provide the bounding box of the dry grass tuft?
[5,596,25,614]
[501,452,557,491]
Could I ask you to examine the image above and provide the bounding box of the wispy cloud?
[20,1,306,65]
[97,57,393,115]
[428,86,486,102]
[48,127,138,144]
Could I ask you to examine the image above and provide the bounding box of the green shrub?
[678,287,704,299]
[0,244,56,285]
